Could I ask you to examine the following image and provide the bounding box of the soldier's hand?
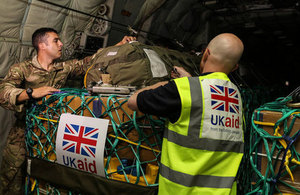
[115,36,136,46]
[171,66,192,78]
[32,86,60,99]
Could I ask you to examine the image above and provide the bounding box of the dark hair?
[32,28,58,51]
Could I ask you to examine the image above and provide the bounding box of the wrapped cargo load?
[25,88,164,194]
[248,97,300,194]
[85,41,201,88]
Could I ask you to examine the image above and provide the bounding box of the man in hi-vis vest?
[128,33,244,195]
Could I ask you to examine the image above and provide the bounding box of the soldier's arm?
[0,64,26,111]
[0,63,60,111]
[114,36,136,46]
[64,56,93,79]
[17,86,60,103]
[66,36,137,79]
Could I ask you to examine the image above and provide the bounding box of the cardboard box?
[31,95,163,164]
[28,94,162,190]
[254,110,300,194]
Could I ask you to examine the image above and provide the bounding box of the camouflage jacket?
[0,55,92,112]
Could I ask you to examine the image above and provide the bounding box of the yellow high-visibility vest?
[158,72,244,195]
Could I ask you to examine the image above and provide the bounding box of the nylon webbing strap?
[27,157,158,195]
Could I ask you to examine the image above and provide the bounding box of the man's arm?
[67,36,137,79]
[0,63,27,111]
[114,36,136,46]
[16,86,60,103]
[0,63,60,111]
[127,81,168,111]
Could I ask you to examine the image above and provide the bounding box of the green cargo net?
[246,96,300,194]
[234,87,271,194]
[25,88,165,194]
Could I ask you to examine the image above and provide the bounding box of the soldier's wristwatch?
[26,88,34,100]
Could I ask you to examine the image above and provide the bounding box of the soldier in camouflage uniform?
[0,27,135,194]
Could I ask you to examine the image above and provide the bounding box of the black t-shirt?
[136,73,214,123]
[137,80,181,123]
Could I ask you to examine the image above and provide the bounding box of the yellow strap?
[253,120,299,182]
[253,112,300,127]
[284,150,294,182]
[253,120,275,127]
[84,63,96,88]
[108,134,160,153]
[31,179,36,192]
[36,116,58,123]
[274,194,298,195]
[34,116,160,153]
[291,158,300,165]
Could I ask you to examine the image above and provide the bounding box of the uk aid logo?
[63,124,99,158]
[61,123,99,174]
[210,84,240,129]
[56,114,108,176]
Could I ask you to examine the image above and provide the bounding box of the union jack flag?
[210,85,239,113]
[62,124,99,158]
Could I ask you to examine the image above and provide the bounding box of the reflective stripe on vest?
[163,129,243,153]
[160,164,235,188]
[159,72,244,195]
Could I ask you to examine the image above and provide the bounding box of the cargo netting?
[246,96,300,194]
[25,88,165,194]
[237,87,271,194]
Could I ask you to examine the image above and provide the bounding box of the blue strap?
[93,100,102,117]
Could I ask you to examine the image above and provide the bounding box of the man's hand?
[115,36,136,46]
[17,86,60,103]
[32,86,60,99]
[171,66,192,78]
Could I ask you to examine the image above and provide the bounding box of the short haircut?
[32,27,58,51]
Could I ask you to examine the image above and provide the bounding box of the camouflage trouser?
[0,126,26,195]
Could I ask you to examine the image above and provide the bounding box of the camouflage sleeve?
[63,55,94,78]
[0,63,26,112]
[63,47,105,79]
